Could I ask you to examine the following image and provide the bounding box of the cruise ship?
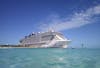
[19,30,70,48]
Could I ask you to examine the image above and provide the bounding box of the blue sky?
[0,0,100,48]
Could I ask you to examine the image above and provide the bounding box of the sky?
[0,0,100,48]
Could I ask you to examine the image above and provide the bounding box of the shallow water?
[0,48,100,68]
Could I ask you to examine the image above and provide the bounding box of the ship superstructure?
[20,30,70,48]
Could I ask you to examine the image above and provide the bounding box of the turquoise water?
[0,48,100,68]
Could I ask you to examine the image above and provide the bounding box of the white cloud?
[39,5,100,31]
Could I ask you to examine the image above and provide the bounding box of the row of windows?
[41,35,54,41]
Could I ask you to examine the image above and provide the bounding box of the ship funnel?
[48,29,54,32]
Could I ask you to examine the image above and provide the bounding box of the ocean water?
[0,48,100,68]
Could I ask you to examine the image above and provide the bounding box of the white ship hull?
[20,31,70,48]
